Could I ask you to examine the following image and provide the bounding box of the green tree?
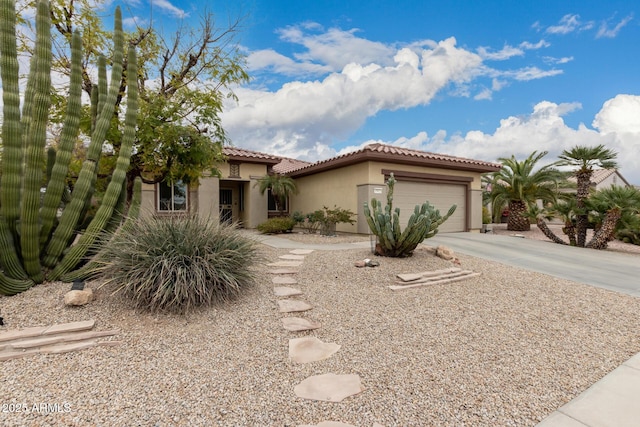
[255,174,298,215]
[584,186,640,249]
[21,0,249,191]
[558,144,618,247]
[485,151,566,231]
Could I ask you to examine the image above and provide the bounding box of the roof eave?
[289,151,501,177]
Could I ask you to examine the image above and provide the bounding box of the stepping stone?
[272,276,297,285]
[282,317,321,332]
[270,268,298,275]
[274,287,303,297]
[289,337,340,363]
[278,300,313,313]
[268,261,303,267]
[290,249,314,255]
[294,373,364,402]
[279,254,306,260]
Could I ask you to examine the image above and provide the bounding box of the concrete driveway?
[427,232,640,298]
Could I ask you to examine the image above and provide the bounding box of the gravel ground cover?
[1,230,640,426]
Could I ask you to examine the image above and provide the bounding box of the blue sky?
[117,0,640,183]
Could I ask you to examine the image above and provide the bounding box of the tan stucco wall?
[291,161,486,234]
[290,163,371,233]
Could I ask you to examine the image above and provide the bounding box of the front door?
[219,188,233,224]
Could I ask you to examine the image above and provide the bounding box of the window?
[267,189,287,212]
[158,180,188,212]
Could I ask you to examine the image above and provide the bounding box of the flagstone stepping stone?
[281,317,321,332]
[268,261,303,267]
[294,373,364,402]
[279,254,306,260]
[289,337,340,363]
[274,287,303,297]
[278,299,313,313]
[272,276,297,285]
[269,268,298,275]
[290,249,314,255]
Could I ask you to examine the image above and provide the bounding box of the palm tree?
[255,174,298,216]
[585,186,640,249]
[558,145,617,247]
[486,151,565,231]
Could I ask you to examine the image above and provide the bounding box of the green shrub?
[482,206,492,224]
[256,217,297,234]
[99,215,259,314]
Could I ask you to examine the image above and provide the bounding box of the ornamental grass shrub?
[99,215,260,314]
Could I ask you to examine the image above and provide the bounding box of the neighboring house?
[567,168,631,190]
[140,143,501,233]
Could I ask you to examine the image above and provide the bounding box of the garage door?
[393,181,466,233]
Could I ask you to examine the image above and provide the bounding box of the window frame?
[156,179,189,213]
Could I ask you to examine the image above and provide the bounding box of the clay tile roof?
[288,143,501,177]
[567,168,629,186]
[273,157,313,174]
[222,146,281,165]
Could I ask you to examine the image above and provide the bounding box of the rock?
[272,276,298,285]
[365,260,380,267]
[294,373,364,402]
[277,299,313,313]
[436,245,455,261]
[64,289,93,306]
[282,317,321,332]
[354,260,366,268]
[273,287,303,297]
[289,337,340,363]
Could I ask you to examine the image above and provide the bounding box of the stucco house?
[567,168,631,190]
[140,143,501,234]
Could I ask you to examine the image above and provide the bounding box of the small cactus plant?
[363,173,456,257]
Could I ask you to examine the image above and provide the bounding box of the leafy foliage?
[256,217,297,234]
[99,215,259,314]
[294,206,356,235]
[255,174,298,214]
[485,151,566,231]
[363,174,456,257]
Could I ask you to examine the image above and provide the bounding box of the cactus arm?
[0,0,23,240]
[43,7,125,267]
[40,30,84,249]
[20,0,52,283]
[0,272,34,296]
[51,44,138,280]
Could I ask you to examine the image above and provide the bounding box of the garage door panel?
[394,181,466,233]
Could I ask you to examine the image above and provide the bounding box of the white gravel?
[1,232,640,426]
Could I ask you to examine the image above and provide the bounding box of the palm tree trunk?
[562,222,577,246]
[536,218,567,245]
[586,208,621,250]
[507,200,531,231]
[575,170,591,247]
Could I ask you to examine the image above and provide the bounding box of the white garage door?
[393,181,466,233]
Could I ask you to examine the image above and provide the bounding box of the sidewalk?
[255,231,640,427]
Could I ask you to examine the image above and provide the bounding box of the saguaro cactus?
[363,173,456,257]
[0,0,140,295]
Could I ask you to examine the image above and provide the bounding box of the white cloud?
[223,37,483,157]
[546,14,594,35]
[247,49,332,76]
[477,45,523,61]
[596,14,633,39]
[592,94,640,133]
[150,0,187,18]
[276,24,396,71]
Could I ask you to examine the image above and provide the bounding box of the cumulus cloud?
[247,49,332,76]
[352,100,640,184]
[276,24,396,71]
[223,37,484,158]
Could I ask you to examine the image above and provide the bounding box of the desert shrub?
[99,215,259,314]
[256,217,297,234]
[482,206,492,224]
